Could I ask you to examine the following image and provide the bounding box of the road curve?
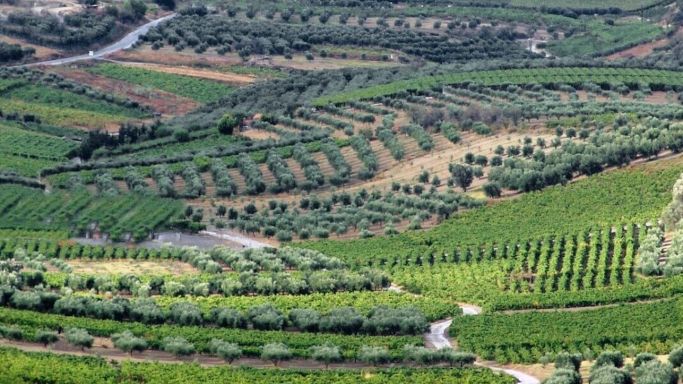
[20,13,176,67]
[427,307,540,384]
[475,362,542,384]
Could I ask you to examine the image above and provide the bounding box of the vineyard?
[87,63,236,104]
[5,0,683,382]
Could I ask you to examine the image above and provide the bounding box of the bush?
[209,339,242,364]
[555,352,582,371]
[403,345,439,365]
[168,302,203,326]
[589,365,632,384]
[483,182,502,198]
[248,304,285,330]
[289,308,320,332]
[544,368,581,384]
[634,352,657,368]
[0,325,23,340]
[112,330,147,355]
[217,112,243,135]
[65,328,93,351]
[320,307,364,334]
[669,345,683,366]
[439,348,476,367]
[594,351,624,369]
[162,336,195,357]
[261,342,292,366]
[635,361,677,384]
[311,344,342,368]
[359,345,391,366]
[210,307,246,328]
[35,329,58,347]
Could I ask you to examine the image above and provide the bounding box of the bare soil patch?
[607,38,669,60]
[48,67,199,116]
[239,128,280,141]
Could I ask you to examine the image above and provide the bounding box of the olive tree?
[544,368,581,384]
[635,360,677,384]
[112,330,147,356]
[162,336,195,357]
[65,328,94,351]
[589,365,631,384]
[554,352,582,371]
[311,344,342,369]
[261,342,292,367]
[358,345,391,366]
[449,163,473,192]
[209,339,242,364]
[35,329,58,347]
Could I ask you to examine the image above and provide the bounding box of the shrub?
[669,345,683,367]
[209,339,242,364]
[65,328,93,351]
[589,365,631,384]
[261,342,292,367]
[35,329,59,347]
[112,330,147,355]
[594,351,624,369]
[311,344,342,368]
[162,336,195,357]
[555,352,582,371]
[359,345,391,366]
[544,368,581,384]
[635,361,677,384]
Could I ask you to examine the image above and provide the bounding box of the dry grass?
[110,46,399,71]
[110,61,257,85]
[67,260,199,275]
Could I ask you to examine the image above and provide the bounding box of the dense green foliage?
[0,184,182,241]
[451,298,683,364]
[0,347,515,384]
[88,63,234,103]
[303,159,681,263]
[314,67,683,105]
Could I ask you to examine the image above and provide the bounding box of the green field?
[0,347,514,384]
[0,184,182,241]
[452,298,683,364]
[302,157,682,264]
[0,123,76,159]
[88,63,235,104]
[509,0,664,11]
[548,20,665,57]
[313,67,683,105]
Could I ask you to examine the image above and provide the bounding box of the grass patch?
[0,99,132,130]
[88,63,235,103]
[221,64,285,79]
[0,123,77,160]
[510,0,664,11]
[3,84,147,118]
[548,19,665,57]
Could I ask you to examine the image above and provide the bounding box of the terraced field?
[5,1,683,383]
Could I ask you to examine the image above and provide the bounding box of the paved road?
[427,309,540,384]
[21,13,176,67]
[425,319,453,349]
[200,230,271,249]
